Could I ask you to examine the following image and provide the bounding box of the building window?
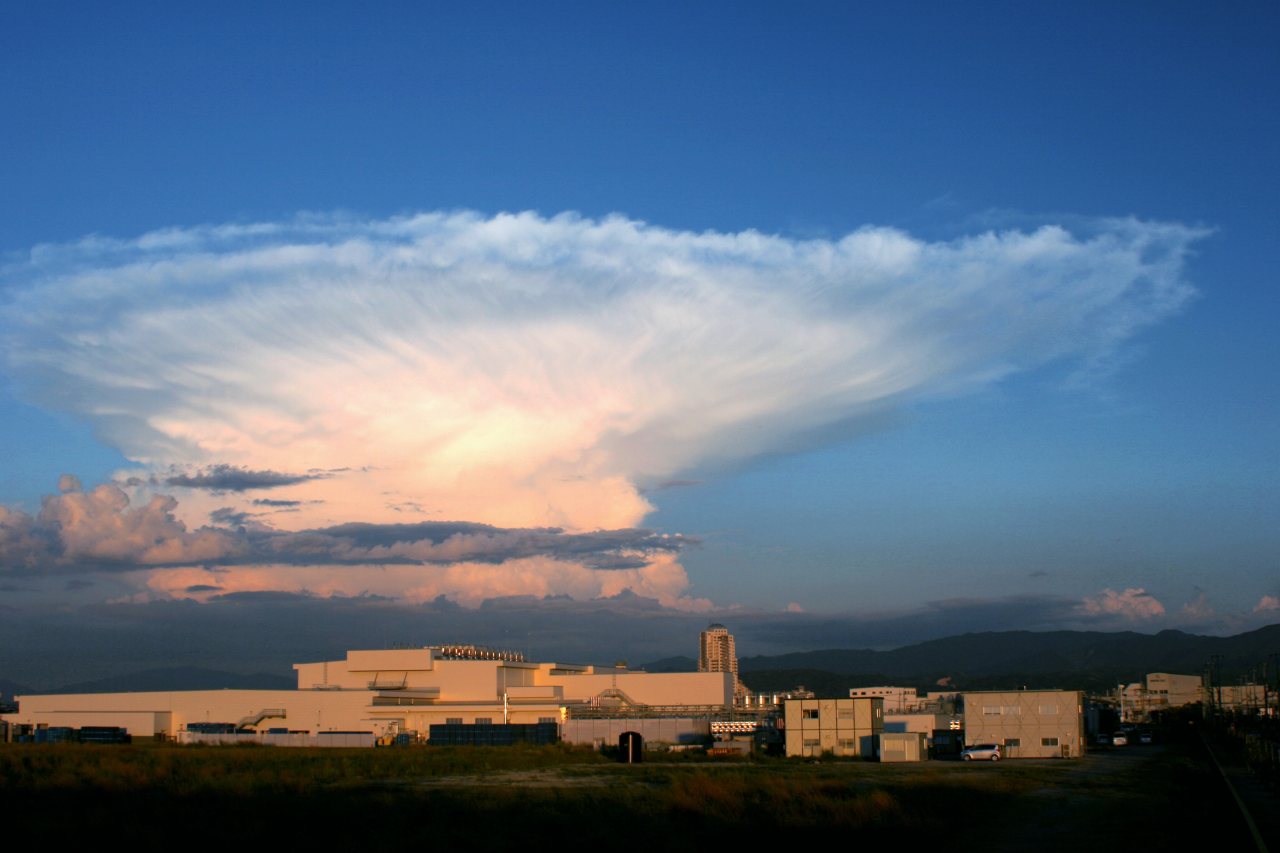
[838,739,856,749]
[474,717,492,725]
[983,707,1001,715]
[1041,737,1059,747]
[803,709,820,719]
[538,717,556,724]
[1038,706,1059,715]
[837,710,854,720]
[1004,738,1020,747]
[445,717,462,725]
[803,739,820,748]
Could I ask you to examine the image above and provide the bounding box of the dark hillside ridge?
[736,624,1279,681]
[644,624,1280,695]
[42,667,294,695]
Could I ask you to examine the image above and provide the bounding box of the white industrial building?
[848,686,924,713]
[1118,672,1203,722]
[2,646,734,742]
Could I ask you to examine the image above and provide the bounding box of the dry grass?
[0,741,1258,849]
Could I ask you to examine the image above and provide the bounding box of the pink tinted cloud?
[0,477,242,570]
[1080,587,1166,620]
[4,212,1203,539]
[137,552,712,611]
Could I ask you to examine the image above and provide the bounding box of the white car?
[961,743,1001,761]
[1112,732,1128,746]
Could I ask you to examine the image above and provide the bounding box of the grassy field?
[0,740,1257,849]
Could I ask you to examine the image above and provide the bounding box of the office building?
[699,623,747,702]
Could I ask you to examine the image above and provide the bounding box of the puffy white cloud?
[1080,587,1166,620]
[0,477,688,573]
[3,211,1202,539]
[1,211,1205,605]
[0,475,707,608]
[0,480,243,570]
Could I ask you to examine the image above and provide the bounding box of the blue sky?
[1,2,1277,673]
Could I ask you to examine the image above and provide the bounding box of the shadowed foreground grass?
[0,741,1257,849]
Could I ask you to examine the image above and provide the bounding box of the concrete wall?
[784,698,884,758]
[879,732,928,762]
[883,712,951,735]
[848,687,923,713]
[1147,672,1202,707]
[293,650,732,707]
[178,731,374,747]
[961,690,1085,758]
[543,670,733,707]
[4,689,379,738]
[563,717,710,746]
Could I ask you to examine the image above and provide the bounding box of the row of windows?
[982,705,1061,715]
[1003,737,1060,747]
[801,738,860,750]
[802,708,862,720]
[443,717,554,725]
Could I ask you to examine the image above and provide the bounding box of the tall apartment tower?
[699,623,745,702]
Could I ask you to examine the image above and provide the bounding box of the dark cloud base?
[0,478,690,574]
[163,465,326,492]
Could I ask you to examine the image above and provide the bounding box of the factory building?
[2,646,734,743]
[848,686,925,713]
[1118,672,1203,722]
[961,689,1085,758]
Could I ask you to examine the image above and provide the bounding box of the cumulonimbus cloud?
[0,211,1204,604]
[2,211,1202,537]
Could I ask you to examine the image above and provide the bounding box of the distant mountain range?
[644,624,1280,696]
[2,625,1275,698]
[0,678,31,703]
